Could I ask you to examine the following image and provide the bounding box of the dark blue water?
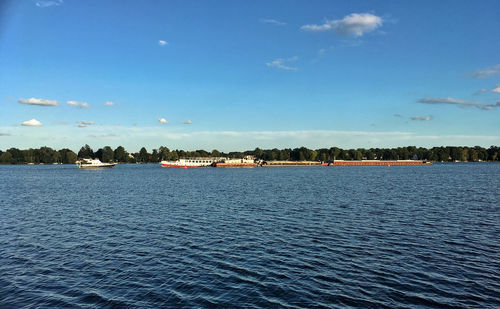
[1,163,499,308]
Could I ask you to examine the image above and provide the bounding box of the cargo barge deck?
[330,160,430,166]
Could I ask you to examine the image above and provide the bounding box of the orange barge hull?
[214,163,255,167]
[331,160,430,166]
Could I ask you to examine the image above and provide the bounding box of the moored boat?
[213,156,256,167]
[76,158,115,169]
[160,158,214,168]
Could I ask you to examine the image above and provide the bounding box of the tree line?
[0,145,499,164]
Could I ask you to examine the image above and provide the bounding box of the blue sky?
[1,0,499,152]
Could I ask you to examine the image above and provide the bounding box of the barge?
[160,158,215,167]
[330,160,431,166]
[213,156,256,167]
[261,160,324,166]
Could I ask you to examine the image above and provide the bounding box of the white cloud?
[78,121,95,127]
[259,18,286,26]
[36,0,63,7]
[104,101,116,106]
[474,88,488,95]
[22,119,43,126]
[183,120,193,124]
[411,116,432,121]
[90,133,119,138]
[468,64,500,79]
[301,23,332,32]
[18,98,58,106]
[266,56,298,71]
[67,101,89,108]
[492,84,500,93]
[158,118,168,124]
[158,40,168,46]
[418,97,498,110]
[301,13,383,37]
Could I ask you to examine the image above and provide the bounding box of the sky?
[0,0,499,152]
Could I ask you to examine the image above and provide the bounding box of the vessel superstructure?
[76,158,115,169]
[160,158,215,167]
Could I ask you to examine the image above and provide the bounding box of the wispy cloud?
[418,97,498,110]
[158,118,168,124]
[18,98,58,106]
[99,128,500,150]
[36,0,63,7]
[52,121,68,125]
[468,64,500,79]
[474,88,488,95]
[301,13,383,37]
[411,116,432,121]
[104,101,116,106]
[90,133,119,138]
[259,18,286,26]
[394,114,402,118]
[67,101,90,108]
[0,132,11,136]
[22,119,43,126]
[183,120,193,124]
[266,56,298,71]
[158,40,168,46]
[78,121,95,127]
[492,84,500,93]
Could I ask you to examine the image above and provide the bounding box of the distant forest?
[0,145,499,164]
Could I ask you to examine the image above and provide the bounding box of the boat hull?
[330,160,430,166]
[79,163,115,169]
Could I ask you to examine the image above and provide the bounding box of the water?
[1,163,499,308]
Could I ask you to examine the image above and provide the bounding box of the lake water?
[1,163,499,308]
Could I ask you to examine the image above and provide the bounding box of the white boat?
[160,158,214,168]
[76,158,115,169]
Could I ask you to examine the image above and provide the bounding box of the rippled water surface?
[1,163,499,308]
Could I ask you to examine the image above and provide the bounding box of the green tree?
[7,148,24,164]
[365,150,375,160]
[168,150,179,160]
[211,149,221,157]
[329,147,341,160]
[37,146,57,164]
[102,146,114,162]
[78,144,94,158]
[350,150,362,160]
[114,146,127,162]
[58,149,73,164]
[158,146,170,161]
[151,149,159,162]
[0,151,13,164]
[138,147,149,163]
[95,148,104,161]
[65,151,78,164]
[24,149,35,163]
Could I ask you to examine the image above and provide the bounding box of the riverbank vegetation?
[0,145,499,164]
